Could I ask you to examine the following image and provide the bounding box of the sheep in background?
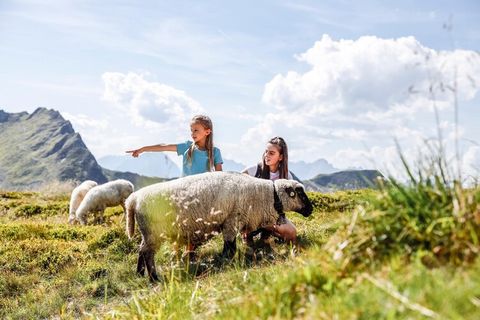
[68,180,97,224]
[75,179,134,225]
[125,171,312,282]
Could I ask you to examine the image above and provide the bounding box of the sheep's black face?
[284,186,313,217]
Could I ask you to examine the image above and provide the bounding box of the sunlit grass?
[1,178,479,319]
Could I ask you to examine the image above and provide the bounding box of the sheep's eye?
[286,187,296,197]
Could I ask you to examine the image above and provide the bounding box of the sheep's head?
[274,180,313,217]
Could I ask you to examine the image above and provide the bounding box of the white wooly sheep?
[75,179,134,225]
[68,180,97,224]
[125,171,313,281]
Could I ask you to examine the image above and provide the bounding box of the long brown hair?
[258,136,289,179]
[187,115,215,171]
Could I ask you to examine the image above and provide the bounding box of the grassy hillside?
[1,183,479,319]
[305,170,384,192]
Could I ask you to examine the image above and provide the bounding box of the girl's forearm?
[141,144,177,152]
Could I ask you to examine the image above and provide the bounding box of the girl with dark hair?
[242,136,297,244]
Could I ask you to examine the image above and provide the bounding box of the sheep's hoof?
[244,247,257,265]
[148,271,160,283]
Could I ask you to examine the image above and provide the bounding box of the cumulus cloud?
[240,35,480,176]
[263,35,479,116]
[102,72,203,128]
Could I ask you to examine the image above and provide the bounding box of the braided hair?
[186,115,214,171]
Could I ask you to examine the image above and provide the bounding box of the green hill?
[305,169,383,191]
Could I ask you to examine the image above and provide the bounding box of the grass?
[0,177,479,319]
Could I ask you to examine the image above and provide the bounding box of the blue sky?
[1,0,479,178]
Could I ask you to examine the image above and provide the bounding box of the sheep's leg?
[136,251,146,276]
[221,240,237,260]
[144,249,159,282]
[99,206,107,224]
[221,220,238,259]
[120,204,126,223]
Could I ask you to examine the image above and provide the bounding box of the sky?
[1,0,479,180]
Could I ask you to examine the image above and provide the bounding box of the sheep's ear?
[285,186,296,198]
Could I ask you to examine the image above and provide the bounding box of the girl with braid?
[127,115,223,176]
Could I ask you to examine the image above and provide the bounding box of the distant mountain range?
[289,159,338,179]
[0,107,383,191]
[98,153,181,179]
[97,155,248,178]
[98,154,339,180]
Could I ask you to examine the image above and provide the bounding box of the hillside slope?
[304,169,383,191]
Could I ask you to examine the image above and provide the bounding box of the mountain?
[97,153,342,180]
[98,153,180,179]
[304,170,384,192]
[0,108,164,189]
[222,159,246,172]
[98,156,248,178]
[289,159,339,180]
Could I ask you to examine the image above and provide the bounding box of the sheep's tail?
[125,193,137,239]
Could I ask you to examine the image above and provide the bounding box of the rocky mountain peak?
[0,108,107,189]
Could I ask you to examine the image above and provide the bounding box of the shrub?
[327,145,480,271]
[307,190,375,213]
[13,202,68,217]
[0,273,32,298]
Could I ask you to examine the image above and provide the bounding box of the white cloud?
[102,72,203,129]
[263,35,479,117]
[63,112,109,130]
[462,146,480,184]
[241,35,480,175]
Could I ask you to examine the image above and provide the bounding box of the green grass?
[0,184,479,319]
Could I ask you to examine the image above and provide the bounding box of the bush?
[307,190,374,213]
[327,146,480,271]
[13,202,68,217]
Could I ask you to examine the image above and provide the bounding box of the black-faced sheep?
[75,179,134,225]
[68,180,97,224]
[125,171,312,281]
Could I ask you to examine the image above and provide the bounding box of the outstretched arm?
[126,144,177,157]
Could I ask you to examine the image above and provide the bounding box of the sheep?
[68,180,98,224]
[75,179,134,225]
[125,171,312,281]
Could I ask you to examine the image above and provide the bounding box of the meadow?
[0,176,479,319]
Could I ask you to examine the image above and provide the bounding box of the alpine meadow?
[1,1,480,319]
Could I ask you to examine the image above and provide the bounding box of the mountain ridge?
[0,108,164,189]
